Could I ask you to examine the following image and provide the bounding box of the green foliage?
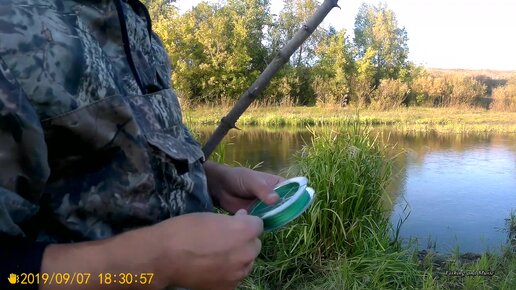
[312,30,354,106]
[147,0,514,111]
[262,0,331,106]
[262,66,311,106]
[269,0,323,67]
[350,3,413,109]
[352,48,377,108]
[410,74,450,106]
[153,1,269,104]
[354,3,410,86]
[141,0,176,21]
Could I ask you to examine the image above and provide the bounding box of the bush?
[410,75,449,106]
[370,79,409,110]
[249,121,399,288]
[312,76,349,107]
[409,74,486,107]
[445,75,487,107]
[491,76,516,111]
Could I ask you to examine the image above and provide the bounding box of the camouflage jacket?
[0,0,213,243]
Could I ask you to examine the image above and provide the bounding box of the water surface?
[195,127,516,253]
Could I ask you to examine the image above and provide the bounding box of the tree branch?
[202,0,340,158]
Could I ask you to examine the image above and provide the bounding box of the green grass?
[184,106,516,133]
[239,120,417,289]
[294,246,516,290]
[221,119,516,289]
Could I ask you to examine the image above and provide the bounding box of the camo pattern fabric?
[0,0,213,243]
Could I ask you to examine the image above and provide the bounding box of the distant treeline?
[144,0,516,111]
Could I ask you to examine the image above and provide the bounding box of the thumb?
[235,209,248,216]
[246,177,280,206]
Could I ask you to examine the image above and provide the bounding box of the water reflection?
[194,127,313,174]
[194,126,516,253]
[384,131,516,253]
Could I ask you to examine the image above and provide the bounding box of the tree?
[227,0,270,71]
[269,0,325,67]
[265,0,330,105]
[153,1,271,104]
[353,47,377,107]
[142,0,177,22]
[312,29,355,106]
[354,3,410,87]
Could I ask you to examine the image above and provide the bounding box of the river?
[194,127,516,253]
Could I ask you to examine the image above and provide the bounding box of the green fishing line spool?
[248,177,316,232]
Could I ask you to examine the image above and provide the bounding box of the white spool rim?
[260,176,308,219]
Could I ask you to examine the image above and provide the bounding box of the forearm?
[40,225,166,290]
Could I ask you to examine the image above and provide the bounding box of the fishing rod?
[202,0,340,159]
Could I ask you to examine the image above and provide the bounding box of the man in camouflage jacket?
[0,1,282,289]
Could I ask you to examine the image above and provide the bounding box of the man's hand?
[155,210,263,290]
[204,162,285,213]
[41,210,263,290]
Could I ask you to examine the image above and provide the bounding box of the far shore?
[184,106,516,133]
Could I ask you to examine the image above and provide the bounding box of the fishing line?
[249,177,316,232]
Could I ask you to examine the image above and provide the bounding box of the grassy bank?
[184,106,516,133]
[229,122,515,289]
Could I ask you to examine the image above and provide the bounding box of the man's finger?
[264,191,280,205]
[235,209,248,216]
[247,176,280,205]
[240,215,264,237]
[233,210,263,237]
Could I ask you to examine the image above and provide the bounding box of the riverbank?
[184,106,516,133]
[228,124,515,289]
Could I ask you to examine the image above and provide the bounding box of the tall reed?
[246,118,413,288]
[236,118,515,289]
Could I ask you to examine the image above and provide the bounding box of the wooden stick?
[202,0,340,158]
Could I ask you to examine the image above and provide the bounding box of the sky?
[176,0,516,71]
